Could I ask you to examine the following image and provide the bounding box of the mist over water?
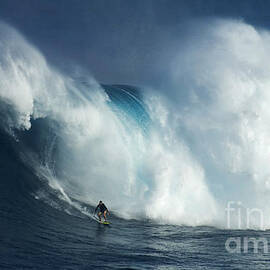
[166,19,270,228]
[1,19,270,229]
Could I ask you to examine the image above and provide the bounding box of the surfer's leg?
[104,210,107,221]
[98,212,102,221]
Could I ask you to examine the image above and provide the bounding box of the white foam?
[162,19,270,228]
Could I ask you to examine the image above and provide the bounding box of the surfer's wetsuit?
[95,203,107,213]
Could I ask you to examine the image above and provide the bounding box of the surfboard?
[101,221,110,225]
[92,216,110,225]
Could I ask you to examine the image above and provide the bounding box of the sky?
[0,0,269,87]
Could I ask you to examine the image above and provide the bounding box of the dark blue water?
[0,87,270,270]
[1,184,270,270]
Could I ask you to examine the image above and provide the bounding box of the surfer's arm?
[94,205,99,213]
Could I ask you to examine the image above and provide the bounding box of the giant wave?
[1,19,270,229]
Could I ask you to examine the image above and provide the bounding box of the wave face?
[1,19,270,229]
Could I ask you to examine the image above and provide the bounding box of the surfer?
[95,201,109,221]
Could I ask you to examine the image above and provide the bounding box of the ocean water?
[1,166,269,270]
[0,148,269,270]
[1,19,270,269]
